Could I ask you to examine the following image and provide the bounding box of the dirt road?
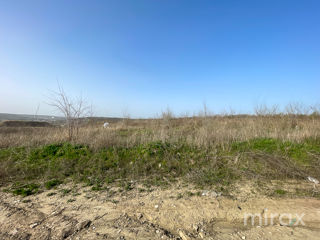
[0,182,320,239]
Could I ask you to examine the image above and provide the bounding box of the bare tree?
[48,84,92,141]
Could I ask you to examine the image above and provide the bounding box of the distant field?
[0,113,122,123]
[0,120,53,128]
[0,113,64,122]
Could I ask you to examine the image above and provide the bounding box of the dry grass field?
[1,114,320,148]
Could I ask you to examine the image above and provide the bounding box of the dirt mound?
[0,120,52,128]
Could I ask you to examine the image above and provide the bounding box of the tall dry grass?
[1,114,319,150]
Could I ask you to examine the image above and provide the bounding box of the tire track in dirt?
[1,182,320,240]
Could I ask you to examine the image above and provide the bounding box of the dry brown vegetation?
[0,114,319,149]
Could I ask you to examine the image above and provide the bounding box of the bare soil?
[0,181,320,240]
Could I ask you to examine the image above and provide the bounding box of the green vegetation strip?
[0,138,319,196]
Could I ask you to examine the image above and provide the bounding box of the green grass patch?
[231,138,320,166]
[91,183,103,191]
[45,179,63,189]
[60,188,71,196]
[274,189,287,195]
[1,138,320,190]
[12,183,40,197]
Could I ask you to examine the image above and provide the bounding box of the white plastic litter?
[307,176,319,184]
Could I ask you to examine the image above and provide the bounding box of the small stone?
[178,230,190,240]
[210,191,218,197]
[201,190,221,197]
[10,228,18,235]
[201,190,209,196]
[199,232,205,238]
[192,224,199,232]
[61,226,74,239]
[30,223,38,228]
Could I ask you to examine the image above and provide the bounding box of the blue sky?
[0,0,319,117]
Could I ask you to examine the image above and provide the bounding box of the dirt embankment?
[0,181,320,240]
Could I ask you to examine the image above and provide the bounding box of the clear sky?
[0,0,319,117]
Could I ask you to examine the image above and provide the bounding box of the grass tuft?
[12,183,40,197]
[45,179,63,189]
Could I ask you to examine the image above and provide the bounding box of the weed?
[124,182,133,191]
[176,193,183,199]
[185,191,195,197]
[12,183,39,197]
[274,189,287,195]
[47,192,57,196]
[45,179,62,189]
[105,176,115,184]
[91,184,103,191]
[60,189,71,196]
